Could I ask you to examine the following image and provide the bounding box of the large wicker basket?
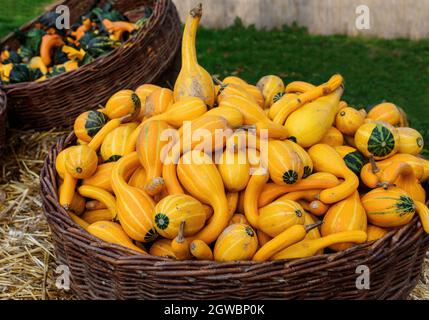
[0,0,181,130]
[0,90,6,153]
[40,134,429,300]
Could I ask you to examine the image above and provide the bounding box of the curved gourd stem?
[182,4,202,69]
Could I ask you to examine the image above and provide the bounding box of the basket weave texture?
[0,90,6,153]
[40,134,429,300]
[0,0,181,130]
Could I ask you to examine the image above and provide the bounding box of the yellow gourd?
[78,185,117,220]
[258,199,305,237]
[87,221,146,254]
[69,212,90,230]
[153,194,206,239]
[171,221,192,260]
[335,107,365,136]
[127,167,146,190]
[355,121,399,160]
[55,149,68,179]
[144,88,173,117]
[204,106,244,128]
[104,90,141,119]
[81,209,113,224]
[366,225,388,242]
[272,230,367,260]
[245,84,265,108]
[319,127,344,147]
[285,81,316,94]
[367,103,402,126]
[256,75,285,108]
[177,150,229,244]
[284,87,343,148]
[190,240,213,260]
[111,152,157,242]
[396,127,424,155]
[217,82,256,105]
[229,213,249,225]
[218,95,269,125]
[267,140,304,185]
[321,191,367,251]
[257,230,272,246]
[226,192,239,217]
[252,222,322,262]
[244,167,270,228]
[83,162,124,193]
[149,239,176,259]
[101,122,138,162]
[59,173,77,210]
[135,84,162,120]
[268,93,298,120]
[284,140,313,178]
[308,144,359,204]
[136,120,170,195]
[174,4,215,107]
[308,200,330,217]
[65,145,98,179]
[213,223,259,261]
[217,148,250,192]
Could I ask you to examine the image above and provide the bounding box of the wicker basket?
[0,0,181,130]
[40,134,429,300]
[0,90,6,153]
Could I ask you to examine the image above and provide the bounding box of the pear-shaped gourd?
[174,4,215,107]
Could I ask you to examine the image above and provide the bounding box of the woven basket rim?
[0,0,163,91]
[40,132,428,267]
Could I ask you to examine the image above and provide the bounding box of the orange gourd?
[366,225,388,242]
[267,140,304,185]
[81,209,113,224]
[149,239,176,259]
[127,167,146,190]
[367,103,402,126]
[335,107,365,136]
[257,75,285,108]
[204,106,244,128]
[74,110,109,143]
[82,163,117,193]
[144,88,174,117]
[244,167,270,228]
[40,34,64,66]
[78,185,117,220]
[320,127,344,147]
[171,221,192,260]
[65,145,98,179]
[190,240,213,260]
[104,90,141,120]
[217,147,250,192]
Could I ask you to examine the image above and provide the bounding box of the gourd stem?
[369,156,380,174]
[212,75,224,86]
[177,221,186,243]
[304,221,323,232]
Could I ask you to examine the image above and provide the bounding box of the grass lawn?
[1,2,428,143]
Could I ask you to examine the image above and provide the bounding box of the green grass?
[1,3,428,143]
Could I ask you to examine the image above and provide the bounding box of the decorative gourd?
[78,185,117,220]
[320,127,344,147]
[136,120,170,195]
[361,187,415,228]
[258,172,339,207]
[256,230,271,246]
[177,150,229,244]
[245,84,265,108]
[213,223,259,261]
[241,121,289,140]
[217,148,250,192]
[144,88,174,118]
[308,200,330,216]
[74,110,109,143]
[65,145,98,179]
[256,75,285,108]
[104,90,141,120]
[29,56,48,74]
[218,95,270,125]
[308,144,359,204]
[284,140,313,178]
[149,239,176,259]
[135,84,161,119]
[81,209,112,224]
[190,240,213,260]
[273,74,343,126]
[272,230,367,260]
[59,172,77,210]
[101,122,138,162]
[285,81,316,94]
[111,152,157,242]
[244,167,270,228]
[153,194,206,239]
[366,225,388,242]
[268,93,298,120]
[85,200,107,211]
[252,222,322,262]
[335,107,365,136]
[217,82,256,105]
[128,167,146,190]
[303,213,322,241]
[171,221,191,260]
[55,149,68,179]
[268,140,304,185]
[229,213,249,225]
[334,145,367,176]
[284,87,343,148]
[344,134,357,148]
[367,103,402,126]
[69,212,90,230]
[396,127,424,155]
[226,191,239,217]
[222,76,248,87]
[174,4,215,107]
[83,162,129,193]
[40,34,64,66]
[258,199,305,237]
[321,191,367,251]
[204,106,244,128]
[87,221,146,254]
[355,121,399,160]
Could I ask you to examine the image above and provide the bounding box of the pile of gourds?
[0,2,152,84]
[55,4,429,262]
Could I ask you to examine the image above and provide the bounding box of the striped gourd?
[65,145,98,179]
[334,145,367,176]
[355,122,399,160]
[213,223,259,261]
[82,162,116,192]
[217,148,250,192]
[104,90,141,119]
[284,139,313,178]
[111,152,157,243]
[153,194,206,239]
[101,122,138,162]
[267,140,304,185]
[74,110,109,143]
[144,88,173,117]
[367,103,402,126]
[256,75,285,108]
[149,239,176,258]
[258,199,305,237]
[397,127,424,155]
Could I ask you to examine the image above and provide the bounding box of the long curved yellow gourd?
[78,185,117,220]
[177,150,229,244]
[308,144,359,204]
[243,167,269,228]
[174,4,215,107]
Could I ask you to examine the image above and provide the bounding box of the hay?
[0,129,427,300]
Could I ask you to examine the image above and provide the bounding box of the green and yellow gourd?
[334,145,367,176]
[152,194,206,239]
[101,122,138,162]
[284,139,313,178]
[104,89,141,120]
[355,121,399,160]
[396,127,424,155]
[74,110,109,143]
[256,75,285,108]
[267,140,304,185]
[173,4,215,107]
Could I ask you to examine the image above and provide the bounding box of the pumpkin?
[104,90,141,119]
[65,145,98,179]
[396,127,424,155]
[213,223,259,261]
[101,122,138,162]
[334,145,367,176]
[153,194,206,239]
[355,121,399,160]
[74,110,109,143]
